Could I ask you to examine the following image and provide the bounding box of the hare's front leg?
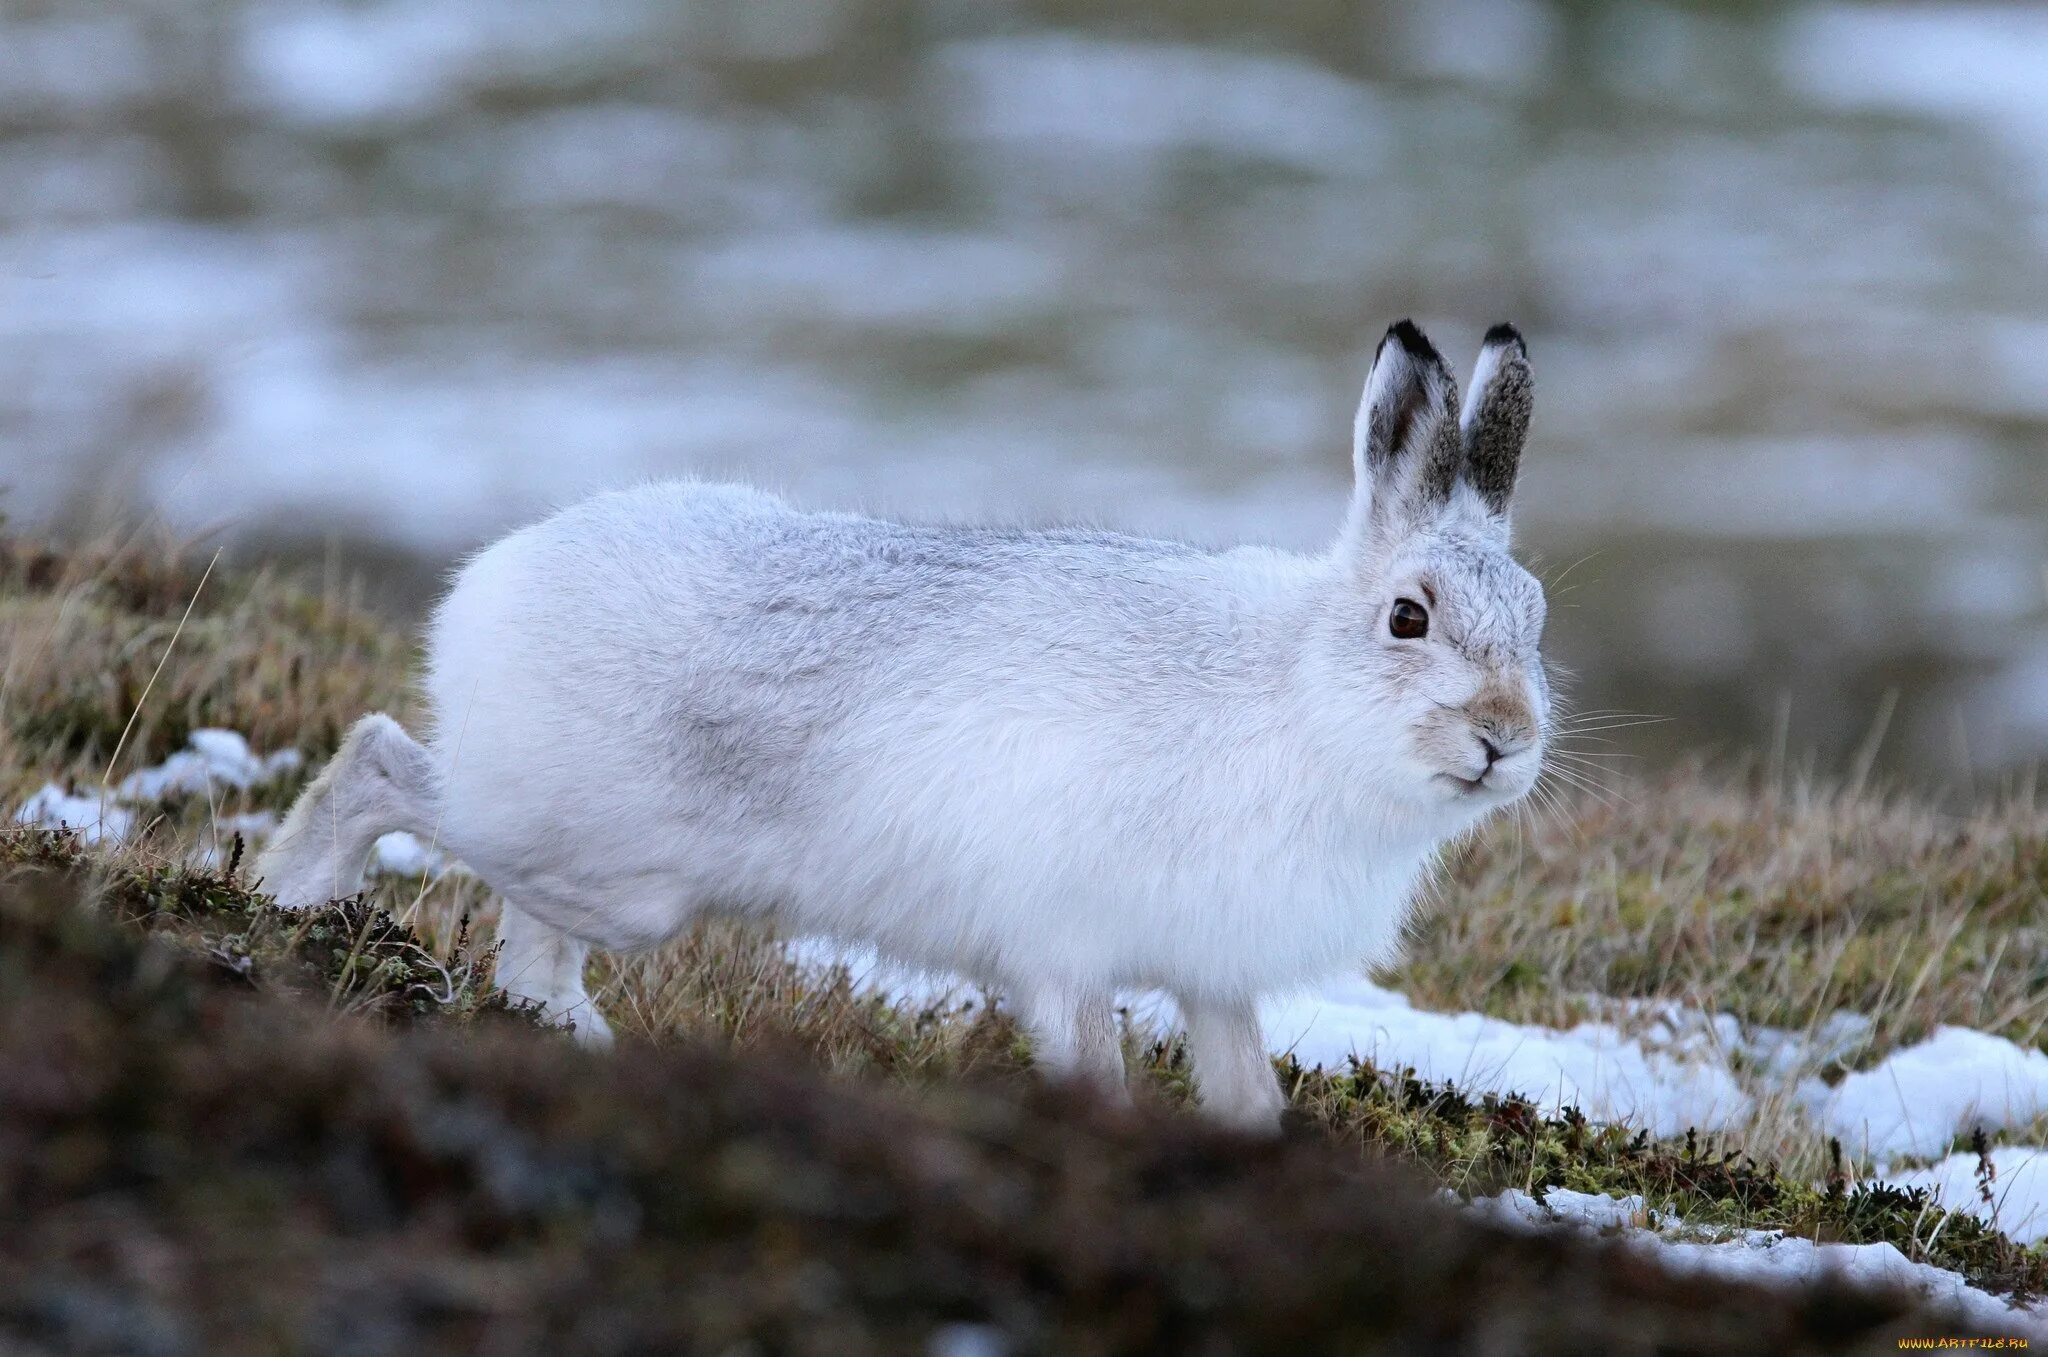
[1181,996,1285,1133]
[1020,986,1129,1104]
[493,902,612,1047]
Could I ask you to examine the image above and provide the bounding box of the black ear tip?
[1383,318,1441,362]
[1482,321,1526,352]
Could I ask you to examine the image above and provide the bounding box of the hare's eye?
[1389,598,1430,640]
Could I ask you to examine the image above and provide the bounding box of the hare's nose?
[1479,737,1504,769]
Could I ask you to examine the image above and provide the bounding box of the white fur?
[256,326,1548,1127]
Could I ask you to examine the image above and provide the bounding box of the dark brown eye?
[1389,598,1430,640]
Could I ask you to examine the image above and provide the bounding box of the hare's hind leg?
[259,715,612,1046]
[494,902,612,1047]
[255,714,441,910]
[1022,986,1128,1103]
[1181,995,1285,1133]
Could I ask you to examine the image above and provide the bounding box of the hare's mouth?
[1436,772,1489,796]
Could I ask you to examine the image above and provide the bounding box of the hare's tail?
[253,713,443,909]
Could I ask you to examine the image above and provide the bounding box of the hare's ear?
[1458,323,1534,523]
[1350,320,1462,539]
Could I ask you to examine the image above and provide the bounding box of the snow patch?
[16,730,300,846]
[1261,977,1751,1138]
[1466,1186,1648,1234]
[1469,1186,2048,1336]
[1623,999,1874,1082]
[16,784,133,845]
[117,729,303,801]
[1887,1147,2048,1247]
[927,35,1388,177]
[689,227,1064,332]
[235,0,657,129]
[15,730,305,850]
[1781,3,2048,216]
[14,730,462,890]
[1809,1027,2048,1162]
[1656,1228,2043,1335]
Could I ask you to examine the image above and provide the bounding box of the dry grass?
[5,529,2046,1198]
[0,529,414,809]
[1407,774,2048,1045]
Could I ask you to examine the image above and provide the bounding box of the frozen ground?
[18,727,2048,1320]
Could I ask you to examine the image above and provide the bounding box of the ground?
[2,528,2044,1349]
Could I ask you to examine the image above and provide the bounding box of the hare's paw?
[494,902,610,1048]
[1199,1075,1286,1136]
[1181,995,1286,1136]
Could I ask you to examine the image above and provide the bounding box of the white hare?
[256,319,1548,1130]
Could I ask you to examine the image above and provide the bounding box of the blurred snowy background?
[2,0,2045,776]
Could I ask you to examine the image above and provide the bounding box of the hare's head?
[1324,320,1548,818]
